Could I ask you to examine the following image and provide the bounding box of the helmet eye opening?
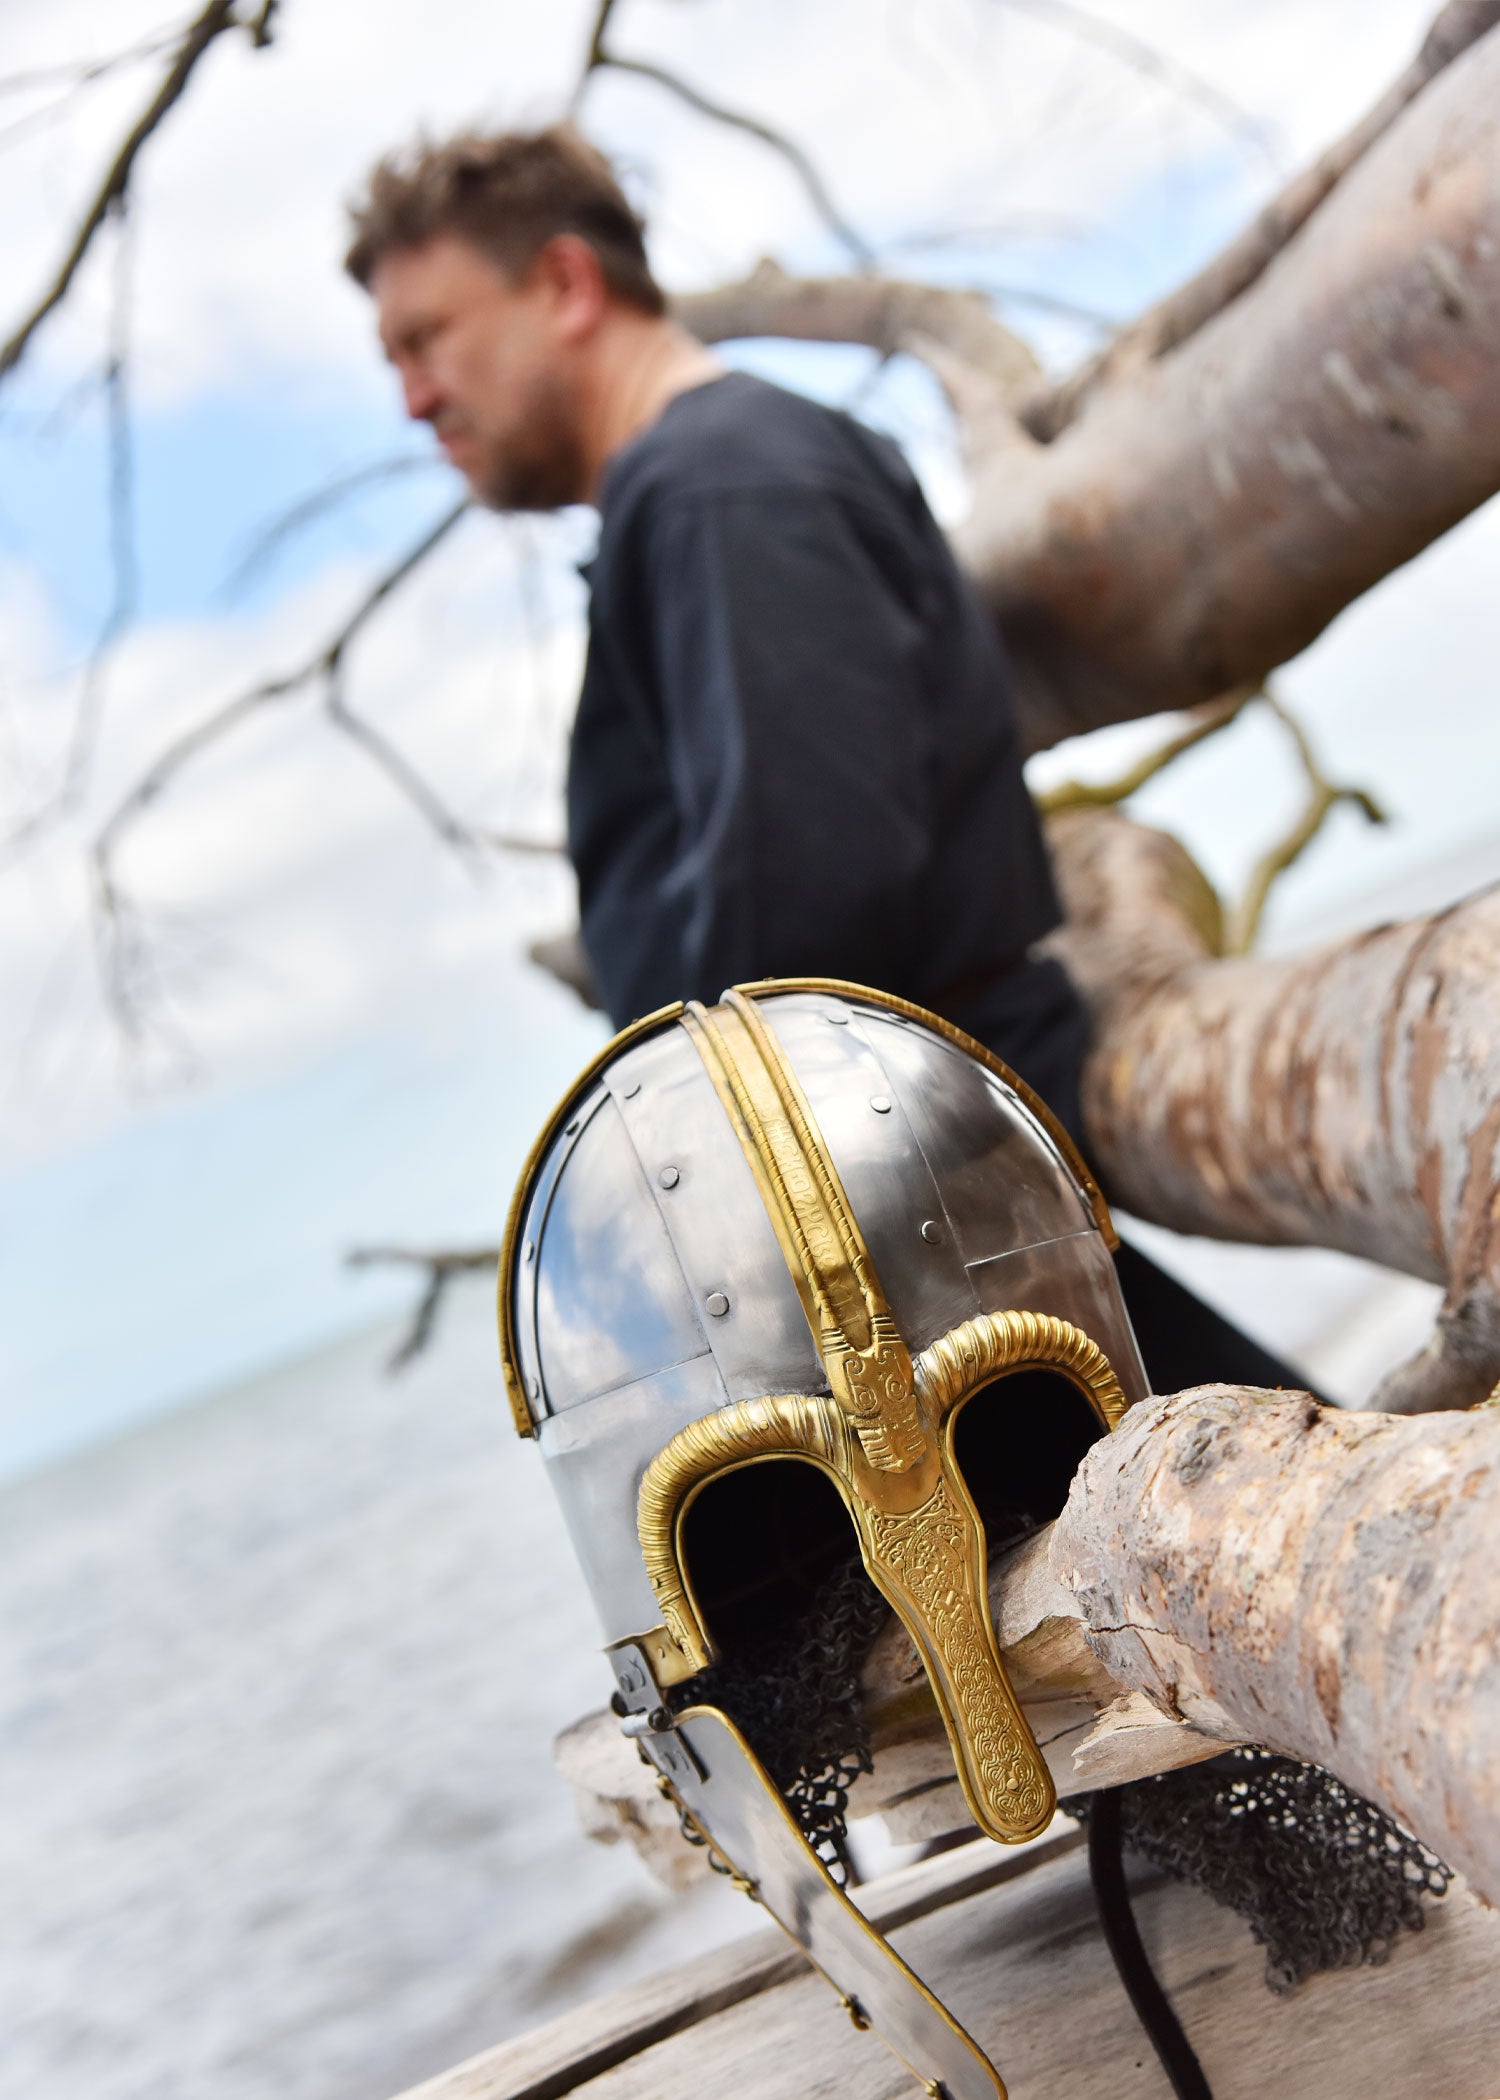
[947,1365,1110,1544]
[678,1457,867,1662]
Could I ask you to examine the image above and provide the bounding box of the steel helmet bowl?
[498,979,1149,2100]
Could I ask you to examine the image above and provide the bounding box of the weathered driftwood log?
[564,1390,1500,1906]
[866,1388,1500,1906]
[556,1569,1225,1890]
[1020,0,1500,439]
[1045,805,1500,1412]
[960,21,1500,749]
[679,11,1500,753]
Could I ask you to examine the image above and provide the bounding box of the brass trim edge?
[638,1305,1125,1845]
[666,1703,1008,2099]
[732,976,1118,1249]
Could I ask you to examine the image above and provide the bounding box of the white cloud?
[1,0,1493,1439]
[4,0,1445,406]
[0,512,588,1172]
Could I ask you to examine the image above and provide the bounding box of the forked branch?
[576,0,871,264]
[0,0,262,383]
[346,1244,501,1369]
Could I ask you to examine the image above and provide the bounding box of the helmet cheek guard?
[499,981,1149,2100]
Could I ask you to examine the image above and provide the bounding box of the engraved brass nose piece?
[636,990,1126,1846]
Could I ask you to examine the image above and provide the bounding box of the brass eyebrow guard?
[639,1308,1124,1844]
[633,989,1127,1845]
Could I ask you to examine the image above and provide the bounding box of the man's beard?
[470,368,586,512]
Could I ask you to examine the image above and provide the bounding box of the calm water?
[0,1299,752,2100]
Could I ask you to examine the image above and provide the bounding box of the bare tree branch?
[1022,0,1500,438]
[221,453,441,599]
[2,200,140,858]
[0,0,251,384]
[89,500,471,1033]
[346,1244,500,1369]
[672,260,1033,445]
[995,0,1281,167]
[1035,686,1257,825]
[1227,692,1386,953]
[576,0,871,266]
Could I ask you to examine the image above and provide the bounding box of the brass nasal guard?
[635,989,1126,1844]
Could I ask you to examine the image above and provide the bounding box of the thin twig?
[93,500,468,872]
[593,56,873,265]
[994,0,1281,166]
[1035,686,1257,814]
[575,0,871,265]
[0,16,193,99]
[221,453,441,599]
[346,1245,501,1369]
[0,0,247,383]
[2,201,140,857]
[324,668,485,866]
[89,500,471,1032]
[1228,693,1386,953]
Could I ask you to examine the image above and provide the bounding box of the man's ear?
[532,233,610,343]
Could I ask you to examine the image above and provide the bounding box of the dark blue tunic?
[567,371,1089,1130]
[565,372,1307,1400]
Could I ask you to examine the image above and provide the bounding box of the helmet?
[498,979,1148,2100]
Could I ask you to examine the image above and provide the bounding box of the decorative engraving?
[637,1304,1130,1840]
[662,988,1133,1842]
[860,1476,1051,1838]
[828,1314,927,1473]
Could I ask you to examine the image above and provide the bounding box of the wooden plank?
[395,1834,1500,2100]
[567,1854,1500,2100]
[392,1832,1080,2100]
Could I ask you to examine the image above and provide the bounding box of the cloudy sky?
[2,0,1495,1477]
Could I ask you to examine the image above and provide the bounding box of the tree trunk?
[864,1387,1500,1904]
[1018,0,1500,440]
[1051,1386,1500,1899]
[678,21,1500,754]
[1043,806,1500,1412]
[962,22,1500,750]
[563,1389,1500,1905]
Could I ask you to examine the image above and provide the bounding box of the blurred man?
[347,126,1297,1395]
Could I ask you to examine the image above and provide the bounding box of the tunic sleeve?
[639,486,934,1002]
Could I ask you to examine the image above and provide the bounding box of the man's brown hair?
[344,125,665,315]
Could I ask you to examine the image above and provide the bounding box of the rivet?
[705,1291,730,1318]
[870,1094,892,1114]
[920,1219,941,1244]
[527,1375,539,1399]
[658,1165,680,1190]
[825,1010,849,1025]
[622,1080,641,1099]
[523,1240,535,1264]
[565,1118,580,1137]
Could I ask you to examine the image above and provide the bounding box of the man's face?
[372,234,587,511]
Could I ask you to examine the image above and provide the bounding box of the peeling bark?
[1021,0,1500,439]
[1046,806,1500,1412]
[964,23,1500,749]
[1047,1386,1500,1904]
[677,22,1500,754]
[562,1392,1500,1904]
[860,1390,1500,1901]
